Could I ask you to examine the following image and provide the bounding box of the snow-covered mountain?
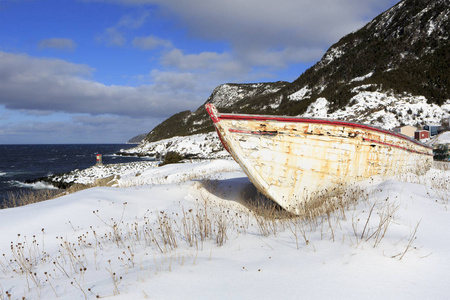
[142,81,289,144]
[127,0,449,158]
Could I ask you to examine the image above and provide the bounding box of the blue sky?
[0,0,399,144]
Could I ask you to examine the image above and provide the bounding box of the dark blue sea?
[0,144,146,205]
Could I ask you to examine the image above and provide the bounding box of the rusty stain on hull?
[205,104,433,214]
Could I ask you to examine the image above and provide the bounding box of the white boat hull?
[206,104,433,214]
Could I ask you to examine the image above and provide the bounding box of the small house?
[415,130,430,141]
[392,125,417,138]
[424,124,440,136]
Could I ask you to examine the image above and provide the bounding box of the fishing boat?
[205,103,433,214]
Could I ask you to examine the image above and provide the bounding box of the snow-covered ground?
[49,161,160,186]
[428,131,450,146]
[1,159,450,299]
[120,132,229,159]
[302,92,450,130]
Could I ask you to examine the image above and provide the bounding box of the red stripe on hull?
[218,113,432,150]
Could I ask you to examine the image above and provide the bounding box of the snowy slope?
[427,131,450,146]
[208,82,288,108]
[1,160,450,299]
[121,132,229,159]
[49,161,159,186]
[301,90,450,130]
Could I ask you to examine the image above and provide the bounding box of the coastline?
[9,134,229,194]
[27,160,160,189]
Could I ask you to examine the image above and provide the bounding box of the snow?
[427,20,436,36]
[288,86,310,101]
[1,159,450,299]
[302,91,450,130]
[122,132,230,159]
[210,83,285,109]
[50,161,159,185]
[428,131,450,146]
[350,72,374,82]
[303,97,329,118]
[266,94,284,110]
[319,46,345,67]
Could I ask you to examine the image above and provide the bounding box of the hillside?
[143,81,289,143]
[282,0,449,115]
[127,0,449,157]
[127,133,147,144]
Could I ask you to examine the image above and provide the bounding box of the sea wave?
[8,180,58,190]
[0,172,6,177]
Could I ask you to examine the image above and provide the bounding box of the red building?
[415,130,430,141]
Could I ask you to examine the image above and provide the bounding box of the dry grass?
[433,161,450,171]
[1,183,96,210]
[428,175,450,205]
[396,161,449,205]
[2,195,246,298]
[2,189,62,209]
[196,175,414,251]
[65,183,96,193]
[198,177,413,254]
[237,182,416,256]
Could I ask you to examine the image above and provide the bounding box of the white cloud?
[236,46,326,69]
[162,49,229,70]
[160,49,248,81]
[0,51,204,118]
[117,10,149,29]
[132,35,172,50]
[0,113,161,144]
[98,27,126,46]
[38,38,77,51]
[98,10,149,46]
[90,0,398,66]
[149,69,198,90]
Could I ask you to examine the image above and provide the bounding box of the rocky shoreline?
[25,132,230,190]
[27,161,159,190]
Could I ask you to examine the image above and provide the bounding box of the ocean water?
[0,144,146,205]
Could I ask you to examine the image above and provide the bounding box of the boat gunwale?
[206,104,433,150]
